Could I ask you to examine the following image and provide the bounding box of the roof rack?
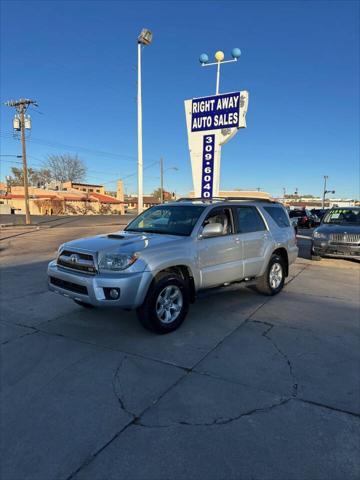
[176,197,276,203]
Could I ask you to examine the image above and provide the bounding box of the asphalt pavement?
[1,219,359,480]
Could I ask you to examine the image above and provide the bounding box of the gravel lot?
[1,217,359,480]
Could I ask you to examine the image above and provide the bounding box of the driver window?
[202,208,233,236]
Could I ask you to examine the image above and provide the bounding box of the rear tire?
[137,273,189,334]
[255,254,285,296]
[74,299,96,309]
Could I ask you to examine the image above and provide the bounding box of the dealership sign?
[191,92,241,132]
[185,90,249,197]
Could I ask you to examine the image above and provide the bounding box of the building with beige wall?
[0,180,126,215]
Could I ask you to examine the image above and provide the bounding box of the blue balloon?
[231,48,241,59]
[199,53,209,64]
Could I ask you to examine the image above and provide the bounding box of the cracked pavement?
[1,221,360,480]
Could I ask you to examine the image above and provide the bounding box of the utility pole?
[5,98,37,225]
[160,157,164,204]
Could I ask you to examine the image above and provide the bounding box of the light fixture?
[231,48,241,59]
[215,51,225,62]
[138,28,153,45]
[199,53,209,64]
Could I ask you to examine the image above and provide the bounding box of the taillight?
[303,216,308,221]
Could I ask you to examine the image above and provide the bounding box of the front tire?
[255,254,285,296]
[137,273,189,334]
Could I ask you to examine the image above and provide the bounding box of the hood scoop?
[107,234,125,239]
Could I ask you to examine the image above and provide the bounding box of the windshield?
[323,208,360,225]
[125,205,205,236]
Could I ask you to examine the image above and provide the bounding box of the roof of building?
[0,191,124,204]
[125,196,160,204]
[90,192,124,204]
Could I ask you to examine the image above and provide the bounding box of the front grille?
[57,250,96,274]
[329,233,360,245]
[50,276,88,295]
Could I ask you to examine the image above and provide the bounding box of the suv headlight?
[313,231,327,239]
[98,253,138,271]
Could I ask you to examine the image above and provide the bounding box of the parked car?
[312,207,360,260]
[289,209,319,228]
[311,208,328,221]
[48,199,298,333]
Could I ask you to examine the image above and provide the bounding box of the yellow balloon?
[215,50,224,62]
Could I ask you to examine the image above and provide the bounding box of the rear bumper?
[47,260,153,308]
[312,241,360,260]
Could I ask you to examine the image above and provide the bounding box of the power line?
[0,132,135,161]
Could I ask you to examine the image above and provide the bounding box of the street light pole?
[137,42,143,214]
[322,175,328,209]
[137,28,152,215]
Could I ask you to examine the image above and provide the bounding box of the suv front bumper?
[312,240,360,260]
[47,260,153,308]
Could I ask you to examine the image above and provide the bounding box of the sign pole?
[216,61,220,95]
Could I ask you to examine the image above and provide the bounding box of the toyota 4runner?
[48,198,298,333]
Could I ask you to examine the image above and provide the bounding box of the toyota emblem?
[70,254,79,263]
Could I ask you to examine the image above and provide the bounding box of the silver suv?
[48,198,298,333]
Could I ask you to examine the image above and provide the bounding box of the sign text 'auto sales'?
[191,92,241,132]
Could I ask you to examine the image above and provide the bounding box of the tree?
[7,167,51,187]
[43,154,87,183]
[152,188,162,200]
[152,188,172,201]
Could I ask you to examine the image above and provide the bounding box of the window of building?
[236,206,266,233]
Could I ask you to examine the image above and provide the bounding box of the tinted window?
[236,206,266,233]
[264,206,290,228]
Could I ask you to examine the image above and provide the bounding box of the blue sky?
[1,0,359,198]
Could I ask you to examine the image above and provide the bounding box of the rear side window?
[236,206,266,233]
[289,211,302,218]
[264,206,290,228]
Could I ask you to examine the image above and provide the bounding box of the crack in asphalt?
[112,355,137,419]
[262,324,298,398]
[298,398,360,418]
[135,398,291,429]
[66,366,189,480]
[0,329,38,346]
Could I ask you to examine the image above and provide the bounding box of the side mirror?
[200,222,223,238]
